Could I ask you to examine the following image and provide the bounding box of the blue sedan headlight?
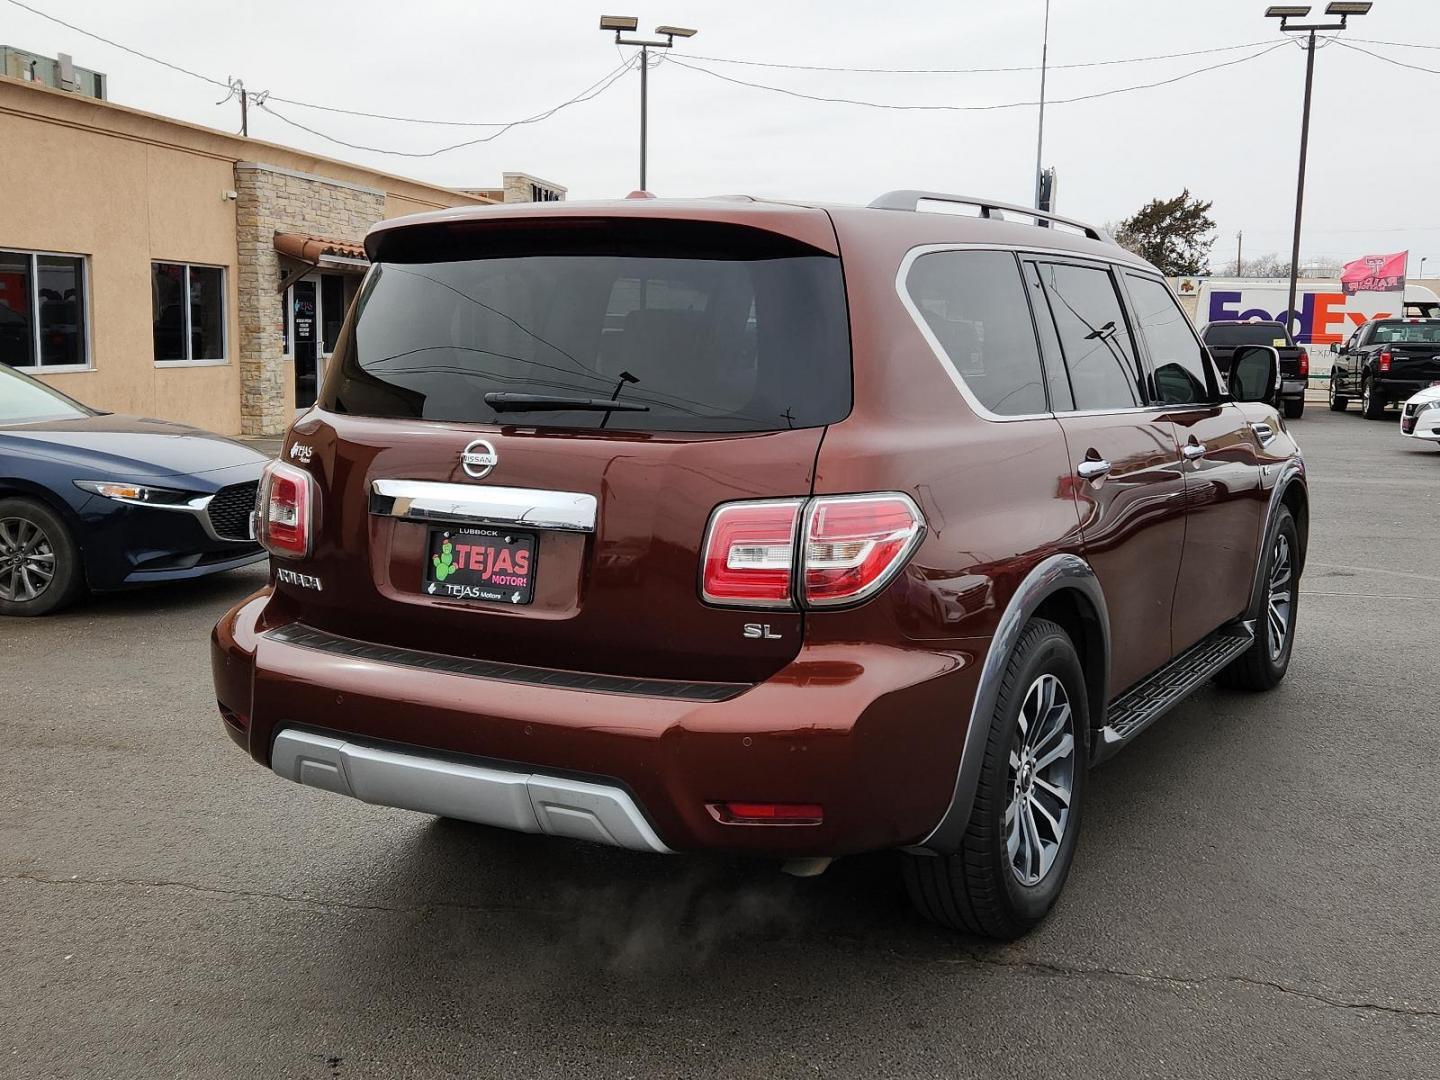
[74,480,203,508]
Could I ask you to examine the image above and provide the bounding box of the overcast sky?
[7,0,1440,272]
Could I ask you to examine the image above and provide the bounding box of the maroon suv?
[213,191,1306,939]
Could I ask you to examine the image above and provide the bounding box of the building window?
[152,261,227,364]
[0,249,89,370]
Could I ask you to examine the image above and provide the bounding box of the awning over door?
[274,232,369,292]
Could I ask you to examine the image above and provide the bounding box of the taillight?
[802,494,924,607]
[700,499,802,608]
[700,493,924,610]
[255,460,313,559]
[1298,353,1309,376]
[1379,350,1393,372]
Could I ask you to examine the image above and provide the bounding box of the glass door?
[292,279,318,410]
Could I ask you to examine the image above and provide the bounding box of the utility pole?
[1237,230,1244,276]
[600,16,698,191]
[1265,3,1373,337]
[219,77,249,137]
[1033,0,1051,209]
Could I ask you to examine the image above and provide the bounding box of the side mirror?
[1329,342,1340,354]
[1229,345,1279,404]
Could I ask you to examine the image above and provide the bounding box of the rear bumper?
[1281,378,1307,398]
[212,591,979,858]
[271,728,670,852]
[1374,377,1439,402]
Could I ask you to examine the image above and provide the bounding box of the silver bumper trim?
[270,729,670,853]
[369,479,597,532]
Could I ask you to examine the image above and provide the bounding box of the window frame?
[152,260,230,368]
[1025,254,1149,416]
[0,247,93,374]
[1118,270,1222,407]
[896,242,1174,422]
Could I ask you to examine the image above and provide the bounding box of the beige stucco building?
[0,74,561,436]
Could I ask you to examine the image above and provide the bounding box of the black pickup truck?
[1328,318,1440,419]
[1199,320,1308,418]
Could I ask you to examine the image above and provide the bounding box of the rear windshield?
[322,223,851,432]
[1203,322,1293,347]
[1372,321,1440,344]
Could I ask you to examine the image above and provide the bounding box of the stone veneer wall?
[233,163,385,436]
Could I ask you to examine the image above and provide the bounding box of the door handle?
[1182,442,1207,461]
[1076,458,1112,481]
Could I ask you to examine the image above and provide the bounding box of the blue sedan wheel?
[0,499,82,616]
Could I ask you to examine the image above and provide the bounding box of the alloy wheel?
[1006,673,1076,887]
[0,516,57,603]
[1267,533,1294,661]
[1363,381,1373,413]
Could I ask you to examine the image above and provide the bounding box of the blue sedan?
[1,364,267,616]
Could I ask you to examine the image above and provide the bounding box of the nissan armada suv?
[213,192,1307,939]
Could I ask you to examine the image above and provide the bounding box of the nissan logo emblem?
[460,438,498,479]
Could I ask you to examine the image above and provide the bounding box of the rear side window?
[905,250,1048,416]
[1127,275,1212,405]
[322,222,851,433]
[1032,262,1141,411]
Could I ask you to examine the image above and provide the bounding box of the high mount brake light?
[700,493,924,610]
[256,459,313,559]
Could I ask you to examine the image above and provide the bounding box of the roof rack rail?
[868,190,1113,244]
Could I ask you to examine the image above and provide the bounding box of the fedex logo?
[1204,290,1392,345]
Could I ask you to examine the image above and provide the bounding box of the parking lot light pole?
[599,16,698,191]
[1266,3,1373,338]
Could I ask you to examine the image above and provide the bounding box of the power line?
[2,0,228,88]
[1349,36,1440,52]
[665,42,1289,113]
[1332,38,1440,76]
[256,58,636,157]
[682,38,1278,75]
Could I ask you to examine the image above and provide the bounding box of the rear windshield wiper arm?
[482,392,650,413]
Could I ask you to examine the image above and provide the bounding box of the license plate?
[425,527,535,605]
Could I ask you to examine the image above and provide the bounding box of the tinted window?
[1129,275,1211,405]
[1372,320,1440,344]
[906,250,1048,416]
[325,243,851,432]
[1203,322,1293,347]
[189,266,225,361]
[1033,262,1140,410]
[153,262,227,362]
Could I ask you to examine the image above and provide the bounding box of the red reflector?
[803,494,924,607]
[714,802,824,824]
[1379,350,1393,372]
[700,499,802,608]
[257,459,312,559]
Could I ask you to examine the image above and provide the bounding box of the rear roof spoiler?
[868,190,1114,245]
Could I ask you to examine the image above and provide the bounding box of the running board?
[1094,623,1255,762]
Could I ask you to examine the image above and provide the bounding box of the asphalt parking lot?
[3,404,1438,1080]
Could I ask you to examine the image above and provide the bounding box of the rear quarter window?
[904,249,1049,416]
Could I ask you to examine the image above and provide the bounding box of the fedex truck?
[1176,279,1440,381]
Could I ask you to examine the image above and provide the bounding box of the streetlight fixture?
[599,15,699,191]
[1266,1,1372,338]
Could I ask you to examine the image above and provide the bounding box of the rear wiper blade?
[483,392,649,413]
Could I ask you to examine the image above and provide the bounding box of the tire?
[0,498,83,617]
[902,618,1088,939]
[1216,506,1298,692]
[1283,398,1305,419]
[1328,379,1348,411]
[1361,377,1386,420]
